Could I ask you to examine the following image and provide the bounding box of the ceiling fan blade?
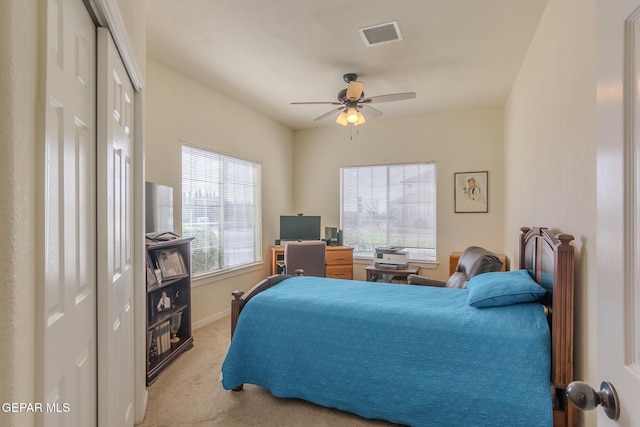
[313,106,345,121]
[291,101,343,105]
[360,104,383,118]
[346,81,364,101]
[362,92,416,103]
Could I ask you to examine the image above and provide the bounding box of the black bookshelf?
[145,236,194,385]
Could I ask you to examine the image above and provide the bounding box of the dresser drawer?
[326,265,353,279]
[326,249,353,266]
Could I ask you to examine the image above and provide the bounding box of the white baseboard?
[192,308,231,331]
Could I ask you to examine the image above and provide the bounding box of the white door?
[41,0,97,425]
[97,27,136,427]
[597,0,640,425]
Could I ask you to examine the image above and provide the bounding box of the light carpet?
[136,316,400,426]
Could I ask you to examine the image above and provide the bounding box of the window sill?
[191,262,264,288]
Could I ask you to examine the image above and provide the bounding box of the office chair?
[283,241,327,277]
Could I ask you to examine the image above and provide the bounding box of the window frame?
[181,143,262,278]
[340,162,436,262]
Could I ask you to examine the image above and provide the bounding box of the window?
[182,144,262,276]
[341,163,436,262]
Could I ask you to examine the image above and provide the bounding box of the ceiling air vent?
[359,21,403,47]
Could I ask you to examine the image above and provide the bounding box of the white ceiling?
[146,0,548,130]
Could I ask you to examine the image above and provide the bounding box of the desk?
[269,245,354,279]
[365,265,419,284]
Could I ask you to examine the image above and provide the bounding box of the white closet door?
[97,27,136,427]
[41,0,97,425]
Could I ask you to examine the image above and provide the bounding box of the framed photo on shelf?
[146,254,158,286]
[154,248,186,279]
[454,171,488,213]
[150,286,173,321]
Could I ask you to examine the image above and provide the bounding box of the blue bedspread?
[222,276,551,427]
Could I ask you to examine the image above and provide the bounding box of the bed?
[221,227,576,427]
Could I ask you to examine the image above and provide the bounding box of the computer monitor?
[279,215,321,241]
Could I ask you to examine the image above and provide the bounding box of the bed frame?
[519,227,576,427]
[230,226,576,427]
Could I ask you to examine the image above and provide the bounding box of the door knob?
[566,381,620,420]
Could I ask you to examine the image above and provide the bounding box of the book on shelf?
[153,320,171,355]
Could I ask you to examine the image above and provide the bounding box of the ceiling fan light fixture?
[336,111,349,126]
[354,111,366,126]
[346,108,359,123]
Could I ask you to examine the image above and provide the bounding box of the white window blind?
[341,163,436,261]
[182,145,262,276]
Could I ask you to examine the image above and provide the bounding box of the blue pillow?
[466,270,546,308]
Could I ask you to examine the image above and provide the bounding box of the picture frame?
[454,171,488,213]
[146,253,158,286]
[154,248,186,279]
[150,286,173,321]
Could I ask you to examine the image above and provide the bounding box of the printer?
[374,247,409,269]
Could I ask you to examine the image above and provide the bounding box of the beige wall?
[116,0,146,78]
[293,108,506,282]
[145,59,294,325]
[504,0,596,425]
[0,1,39,423]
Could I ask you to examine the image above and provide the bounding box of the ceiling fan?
[291,73,416,126]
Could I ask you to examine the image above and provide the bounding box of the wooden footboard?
[230,274,292,338]
[229,274,293,392]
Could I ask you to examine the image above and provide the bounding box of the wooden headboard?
[519,227,575,427]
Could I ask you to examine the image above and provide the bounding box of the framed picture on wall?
[454,171,488,213]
